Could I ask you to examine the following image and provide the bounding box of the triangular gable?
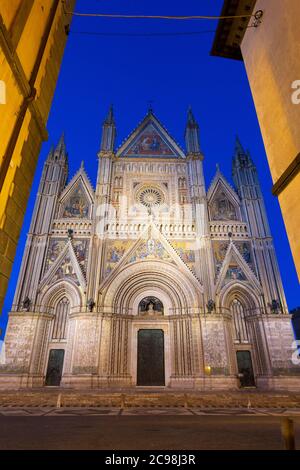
[207,171,241,221]
[100,223,202,290]
[215,241,260,293]
[59,167,94,219]
[40,240,86,289]
[116,113,185,158]
[207,170,240,205]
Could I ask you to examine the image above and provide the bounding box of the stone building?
[0,0,75,312]
[211,0,300,282]
[0,108,299,390]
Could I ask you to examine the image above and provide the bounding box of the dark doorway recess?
[45,349,65,386]
[236,350,255,387]
[137,329,165,386]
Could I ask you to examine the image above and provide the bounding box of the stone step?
[0,391,299,408]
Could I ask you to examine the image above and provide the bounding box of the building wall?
[0,0,75,312]
[241,0,300,280]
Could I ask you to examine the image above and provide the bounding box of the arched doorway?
[236,351,255,387]
[45,296,70,386]
[229,296,255,387]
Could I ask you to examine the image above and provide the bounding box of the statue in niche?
[138,296,164,315]
[147,302,155,314]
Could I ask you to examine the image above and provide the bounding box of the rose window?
[137,187,164,208]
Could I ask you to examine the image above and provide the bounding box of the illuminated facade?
[0,108,299,390]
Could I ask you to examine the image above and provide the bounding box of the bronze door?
[236,350,255,387]
[45,349,65,386]
[137,329,165,386]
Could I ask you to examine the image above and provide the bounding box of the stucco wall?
[241,0,300,279]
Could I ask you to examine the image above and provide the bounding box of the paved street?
[0,408,299,450]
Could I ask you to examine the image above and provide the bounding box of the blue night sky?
[1,0,299,336]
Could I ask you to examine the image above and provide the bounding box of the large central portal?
[137,329,165,386]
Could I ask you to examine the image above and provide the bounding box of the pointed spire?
[185,106,201,154]
[46,145,54,161]
[104,104,114,125]
[235,135,245,156]
[57,132,66,153]
[187,106,198,128]
[100,105,116,153]
[53,132,67,161]
[233,135,254,169]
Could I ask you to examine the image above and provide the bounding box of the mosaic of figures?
[61,183,90,218]
[45,238,89,275]
[210,191,238,221]
[105,238,180,277]
[52,255,80,285]
[212,241,229,275]
[235,241,255,272]
[224,262,247,283]
[105,240,132,277]
[73,239,89,274]
[45,239,66,273]
[124,124,175,157]
[170,241,196,274]
[213,241,254,275]
[127,239,173,265]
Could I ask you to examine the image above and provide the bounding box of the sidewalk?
[0,389,299,409]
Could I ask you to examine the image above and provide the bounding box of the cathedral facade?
[0,108,299,391]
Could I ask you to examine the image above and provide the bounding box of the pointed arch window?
[230,298,249,343]
[52,297,70,340]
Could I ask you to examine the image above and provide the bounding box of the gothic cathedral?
[0,108,299,391]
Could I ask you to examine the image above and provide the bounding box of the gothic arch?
[100,260,201,314]
[39,280,83,311]
[218,280,260,313]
